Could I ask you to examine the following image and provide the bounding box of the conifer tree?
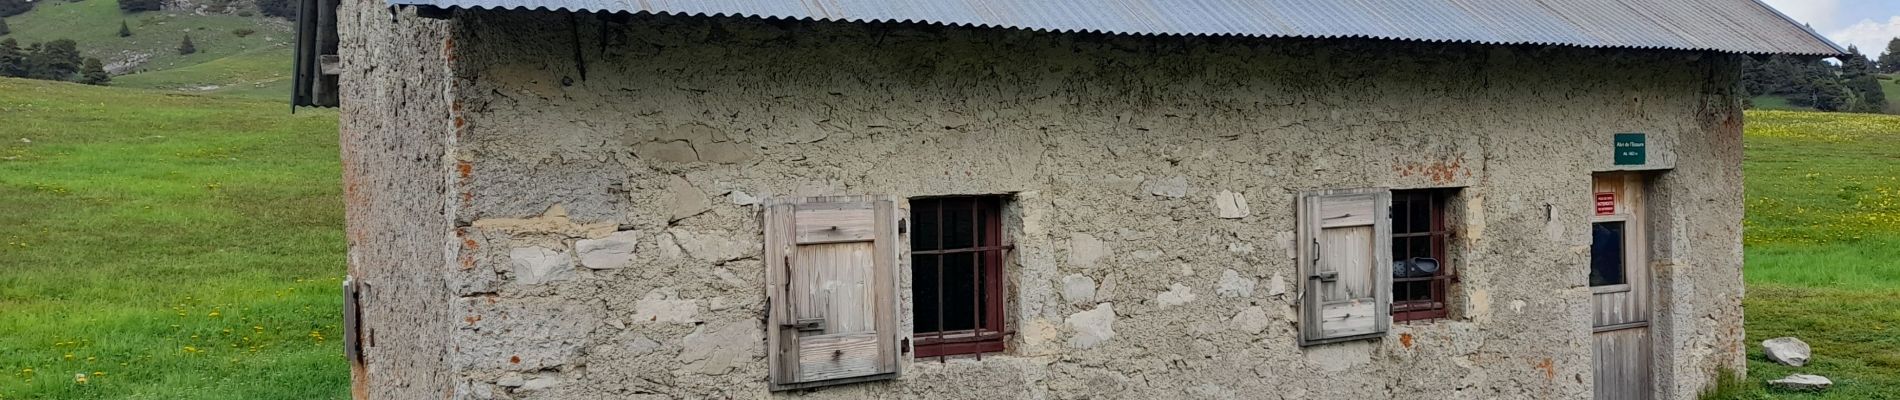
[0,38,23,78]
[177,34,196,55]
[0,17,10,36]
[1880,38,1900,74]
[79,58,110,85]
[118,21,132,38]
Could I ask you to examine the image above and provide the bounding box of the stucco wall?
[336,3,458,399]
[343,10,1747,400]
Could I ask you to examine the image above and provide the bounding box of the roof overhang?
[388,0,1847,57]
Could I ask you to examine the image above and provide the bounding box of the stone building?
[300,1,1844,399]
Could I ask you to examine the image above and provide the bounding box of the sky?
[1761,0,1900,58]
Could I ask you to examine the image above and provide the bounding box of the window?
[1590,222,1627,287]
[909,196,1009,358]
[1390,189,1456,322]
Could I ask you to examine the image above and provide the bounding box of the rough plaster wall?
[389,11,1748,400]
[1647,57,1751,399]
[337,2,458,399]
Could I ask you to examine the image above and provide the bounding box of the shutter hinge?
[342,276,366,366]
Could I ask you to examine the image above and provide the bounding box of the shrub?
[0,17,10,36]
[255,0,293,19]
[232,28,254,37]
[117,21,132,37]
[118,0,163,13]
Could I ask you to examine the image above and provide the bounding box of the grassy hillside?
[0,0,292,97]
[1718,110,1900,399]
[0,77,344,399]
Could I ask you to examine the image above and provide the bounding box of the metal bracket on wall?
[342,277,365,365]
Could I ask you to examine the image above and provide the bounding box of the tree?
[1840,46,1876,77]
[117,20,132,37]
[0,17,10,36]
[0,39,23,78]
[118,0,161,13]
[0,0,32,18]
[255,0,295,19]
[1880,38,1900,74]
[1844,74,1887,113]
[79,57,110,85]
[25,39,82,81]
[177,34,195,55]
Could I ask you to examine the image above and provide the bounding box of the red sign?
[1595,192,1617,215]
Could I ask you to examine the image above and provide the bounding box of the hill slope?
[0,0,292,98]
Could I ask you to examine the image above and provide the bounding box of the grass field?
[0,78,344,399]
[1716,110,1900,399]
[0,0,293,98]
[0,76,1895,398]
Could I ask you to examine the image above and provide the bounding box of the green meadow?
[0,78,344,399]
[1712,110,1900,399]
[0,77,1895,398]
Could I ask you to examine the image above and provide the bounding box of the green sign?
[1614,133,1646,166]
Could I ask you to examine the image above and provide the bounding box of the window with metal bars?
[1391,189,1457,322]
[909,196,1009,358]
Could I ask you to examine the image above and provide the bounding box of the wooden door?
[1590,173,1652,400]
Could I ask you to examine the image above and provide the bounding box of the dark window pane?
[1391,197,1412,234]
[1591,222,1627,287]
[912,254,942,333]
[941,200,976,249]
[937,252,978,332]
[1398,281,1432,302]
[1409,195,1432,233]
[913,201,940,251]
[1410,236,1432,261]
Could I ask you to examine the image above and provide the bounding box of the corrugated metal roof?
[386,0,1847,56]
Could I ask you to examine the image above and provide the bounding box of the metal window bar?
[914,197,1010,359]
[1392,192,1453,322]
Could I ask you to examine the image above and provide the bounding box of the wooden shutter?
[765,195,902,391]
[1297,189,1393,346]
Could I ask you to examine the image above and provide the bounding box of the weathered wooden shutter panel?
[766,195,901,390]
[1298,189,1393,346]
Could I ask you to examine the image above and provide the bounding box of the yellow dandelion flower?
[183,346,200,353]
[92,371,104,376]
[74,374,88,384]
[62,354,73,361]
[207,311,221,317]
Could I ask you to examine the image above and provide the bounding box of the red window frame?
[1391,190,1456,322]
[909,196,1010,359]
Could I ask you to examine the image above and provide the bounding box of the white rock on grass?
[1762,337,1811,367]
[1769,374,1832,391]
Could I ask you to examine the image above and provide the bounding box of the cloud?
[1830,16,1900,57]
[1760,0,1842,30]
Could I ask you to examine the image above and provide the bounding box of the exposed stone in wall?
[1067,303,1116,349]
[575,230,638,270]
[1216,269,1255,298]
[508,247,574,285]
[1156,283,1197,308]
[1066,234,1109,269]
[1214,191,1250,219]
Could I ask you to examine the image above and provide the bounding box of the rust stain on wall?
[1399,333,1414,348]
[1393,157,1469,185]
[1533,358,1555,382]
